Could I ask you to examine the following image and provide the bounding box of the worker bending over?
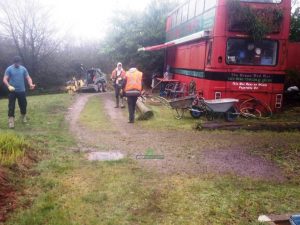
[123,66,143,123]
[111,62,126,108]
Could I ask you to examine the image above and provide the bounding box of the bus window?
[176,8,183,26]
[226,39,278,66]
[205,0,217,11]
[196,0,204,16]
[240,0,281,3]
[182,3,189,23]
[172,13,176,28]
[188,0,197,20]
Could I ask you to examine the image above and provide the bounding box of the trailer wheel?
[190,106,203,119]
[225,106,239,122]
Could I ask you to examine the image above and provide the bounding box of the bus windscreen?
[226,39,278,66]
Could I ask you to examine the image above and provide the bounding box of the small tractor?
[65,67,107,94]
[79,68,107,93]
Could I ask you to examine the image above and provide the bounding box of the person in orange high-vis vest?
[111,62,126,108]
[123,67,143,123]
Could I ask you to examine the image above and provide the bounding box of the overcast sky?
[38,0,300,41]
[44,0,154,41]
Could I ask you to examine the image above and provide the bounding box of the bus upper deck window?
[176,8,182,26]
[171,13,176,28]
[195,0,204,16]
[205,0,217,11]
[188,0,197,20]
[226,38,278,66]
[182,3,189,23]
[239,0,282,3]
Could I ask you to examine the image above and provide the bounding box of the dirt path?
[66,93,99,150]
[66,93,286,182]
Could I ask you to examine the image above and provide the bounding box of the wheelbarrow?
[190,98,239,122]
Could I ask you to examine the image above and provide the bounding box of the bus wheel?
[225,106,239,122]
[190,106,203,119]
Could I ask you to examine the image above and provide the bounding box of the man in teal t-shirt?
[3,56,36,129]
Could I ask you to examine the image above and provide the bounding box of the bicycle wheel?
[239,98,271,119]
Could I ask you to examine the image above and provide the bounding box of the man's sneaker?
[8,117,15,129]
[21,114,27,123]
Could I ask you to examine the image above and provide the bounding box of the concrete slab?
[87,151,124,161]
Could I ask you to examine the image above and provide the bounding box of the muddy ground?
[0,169,16,222]
[67,93,286,182]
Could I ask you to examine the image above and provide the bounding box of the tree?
[290,0,300,41]
[0,0,60,80]
[292,0,299,9]
[102,0,179,85]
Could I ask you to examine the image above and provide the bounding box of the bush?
[285,69,300,89]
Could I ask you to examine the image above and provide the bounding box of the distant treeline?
[0,0,178,93]
[0,0,298,94]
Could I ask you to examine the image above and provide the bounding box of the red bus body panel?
[287,42,300,71]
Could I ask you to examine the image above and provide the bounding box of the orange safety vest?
[125,69,143,92]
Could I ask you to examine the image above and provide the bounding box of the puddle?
[87,151,125,161]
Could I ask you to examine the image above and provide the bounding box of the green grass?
[271,106,300,122]
[1,94,300,225]
[79,96,115,131]
[7,159,300,225]
[136,103,198,130]
[0,133,28,165]
[247,132,300,182]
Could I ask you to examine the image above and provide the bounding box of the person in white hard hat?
[111,62,126,108]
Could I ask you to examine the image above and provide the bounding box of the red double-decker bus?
[140,0,292,113]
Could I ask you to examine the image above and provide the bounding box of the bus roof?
[167,0,286,17]
[167,0,189,17]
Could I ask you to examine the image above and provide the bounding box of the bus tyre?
[190,106,203,119]
[225,107,239,122]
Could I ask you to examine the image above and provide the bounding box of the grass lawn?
[136,101,197,130]
[1,94,299,225]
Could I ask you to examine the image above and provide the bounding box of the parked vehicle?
[79,68,107,93]
[140,0,293,114]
